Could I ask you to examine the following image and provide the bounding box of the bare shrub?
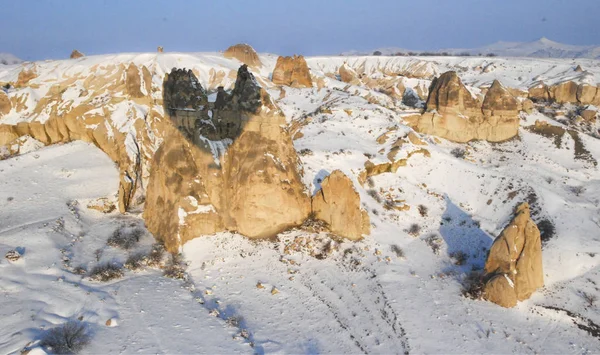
[41,320,91,354]
[418,204,428,217]
[367,189,382,203]
[93,248,103,262]
[163,253,187,280]
[366,177,375,188]
[570,185,585,196]
[147,243,166,268]
[73,266,87,275]
[88,263,124,282]
[450,251,468,265]
[106,226,143,250]
[581,291,598,307]
[390,245,405,258]
[450,147,466,159]
[124,253,148,271]
[425,234,442,255]
[298,148,313,156]
[406,223,421,237]
[462,271,485,300]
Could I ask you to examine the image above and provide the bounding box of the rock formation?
[70,50,84,59]
[410,72,520,142]
[338,64,360,85]
[0,90,10,116]
[144,65,312,251]
[1,60,370,252]
[482,203,544,308]
[157,46,164,53]
[272,55,312,88]
[311,170,370,240]
[223,44,262,68]
[529,81,600,106]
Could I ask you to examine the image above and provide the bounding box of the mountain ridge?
[343,37,600,59]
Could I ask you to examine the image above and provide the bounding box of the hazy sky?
[2,0,600,61]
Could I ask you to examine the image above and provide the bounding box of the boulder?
[412,72,519,142]
[272,55,312,88]
[157,46,164,53]
[312,170,370,240]
[482,202,543,307]
[70,50,84,59]
[581,109,597,122]
[223,43,262,68]
[521,99,534,114]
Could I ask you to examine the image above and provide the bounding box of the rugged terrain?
[1,49,600,354]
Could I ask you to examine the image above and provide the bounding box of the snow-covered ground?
[1,52,600,354]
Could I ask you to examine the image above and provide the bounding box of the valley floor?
[1,123,599,354]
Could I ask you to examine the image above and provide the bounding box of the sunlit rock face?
[482,203,544,308]
[411,71,520,143]
[223,43,262,68]
[272,55,312,88]
[145,65,311,251]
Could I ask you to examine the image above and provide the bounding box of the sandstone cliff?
[272,55,312,88]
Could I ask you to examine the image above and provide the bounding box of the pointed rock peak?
[575,64,584,72]
[490,79,503,89]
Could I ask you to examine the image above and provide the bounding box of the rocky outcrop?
[482,203,544,308]
[0,90,10,116]
[312,170,370,240]
[339,64,360,85]
[223,44,262,68]
[70,50,84,59]
[157,46,164,53]
[272,55,312,88]
[411,72,520,142]
[529,81,600,106]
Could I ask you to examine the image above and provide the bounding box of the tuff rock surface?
[272,55,312,88]
[223,44,262,68]
[482,202,544,308]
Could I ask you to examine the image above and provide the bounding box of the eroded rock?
[223,43,262,68]
[482,202,544,308]
[412,72,519,142]
[312,170,369,240]
[272,55,312,88]
[70,50,85,59]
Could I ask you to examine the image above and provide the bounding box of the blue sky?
[2,0,600,61]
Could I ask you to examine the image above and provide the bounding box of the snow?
[1,51,600,354]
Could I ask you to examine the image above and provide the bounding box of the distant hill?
[342,38,600,59]
[0,53,22,65]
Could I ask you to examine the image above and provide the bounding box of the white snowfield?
[1,52,600,354]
